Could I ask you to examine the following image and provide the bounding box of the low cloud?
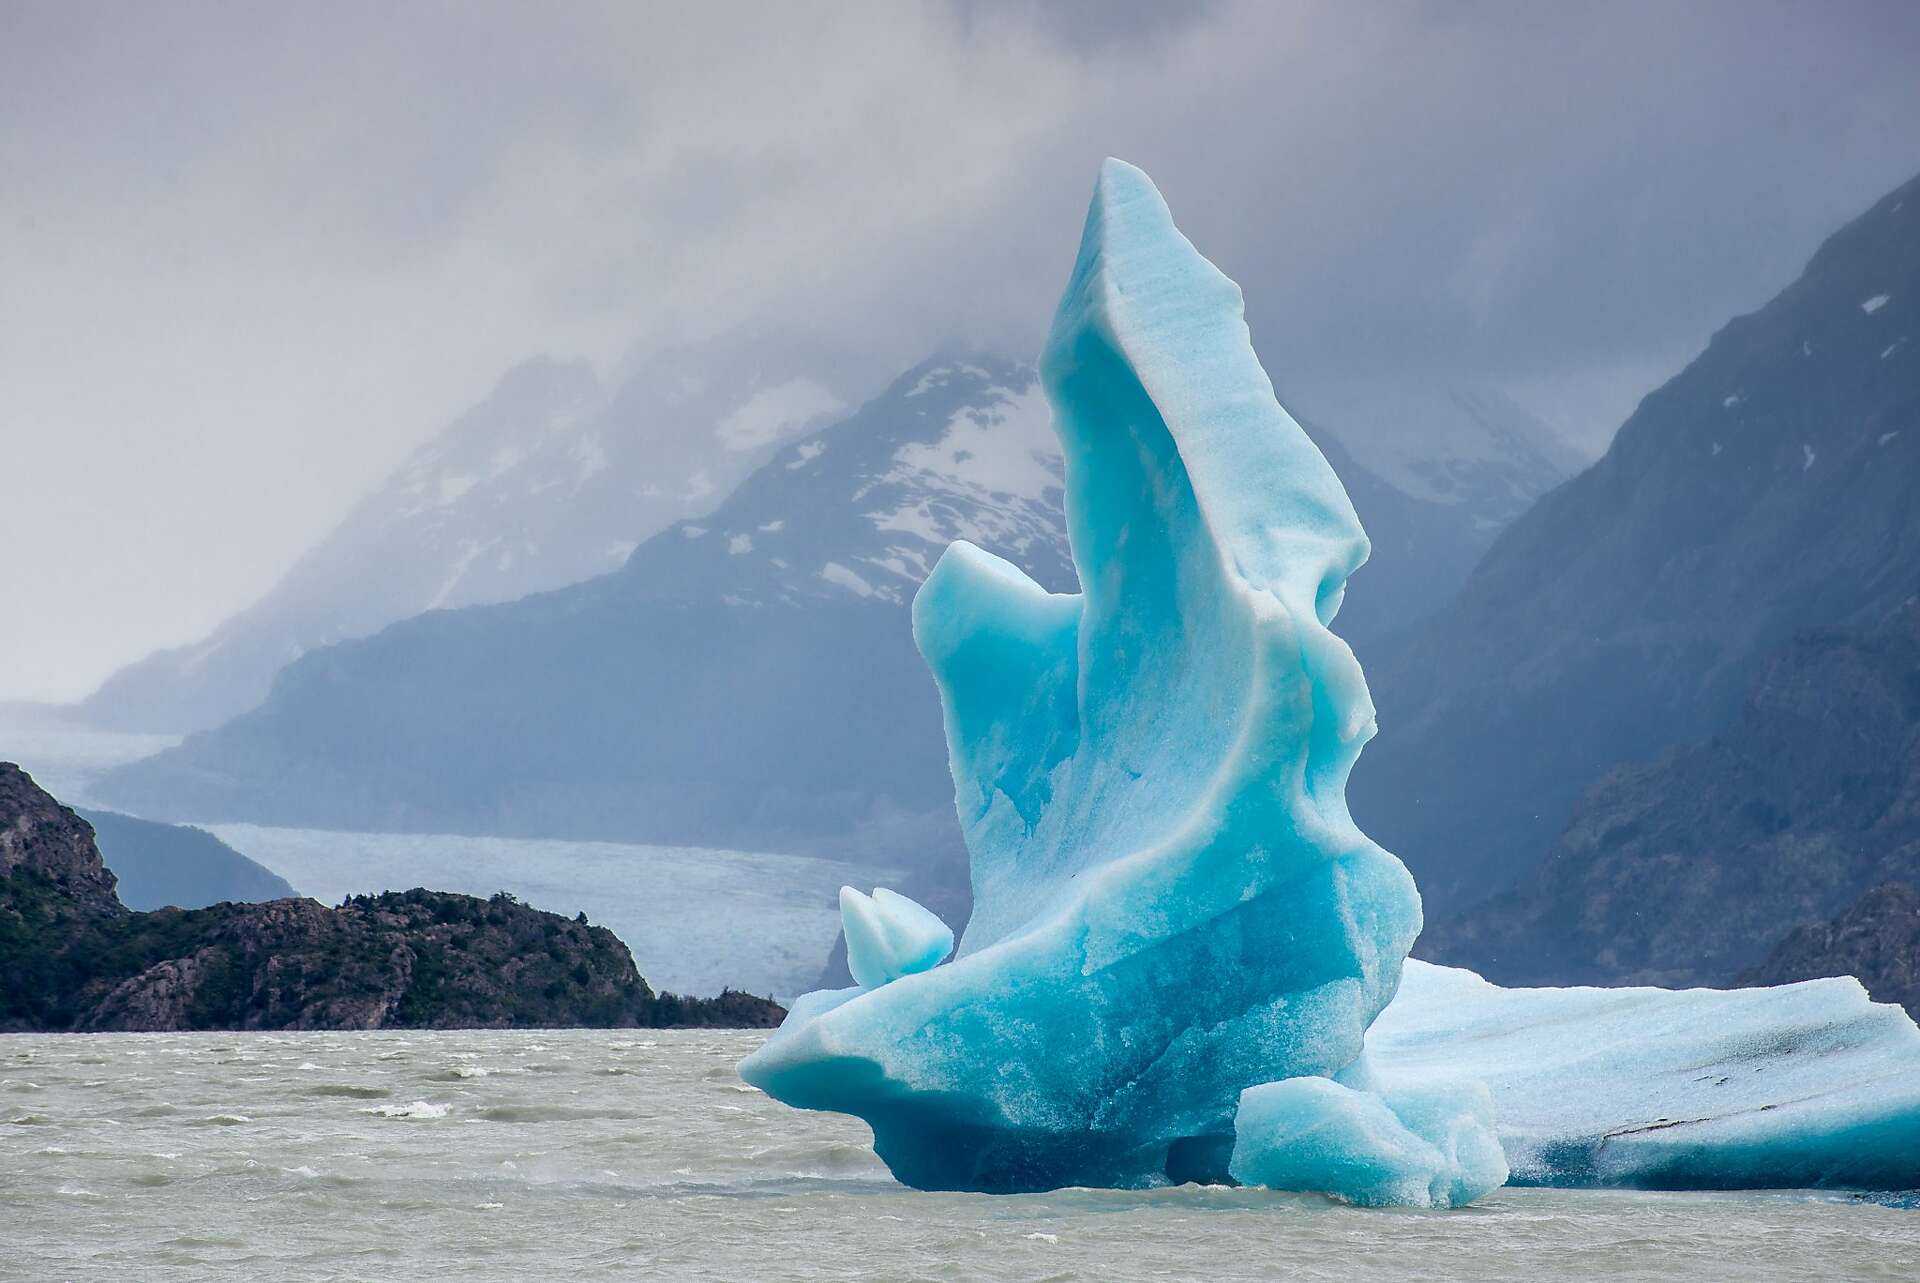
[3,0,1918,699]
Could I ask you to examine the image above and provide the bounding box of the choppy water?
[4,1031,1916,1282]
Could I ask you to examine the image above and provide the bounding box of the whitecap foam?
[361,1101,450,1120]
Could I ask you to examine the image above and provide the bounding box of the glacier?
[739,158,1920,1203]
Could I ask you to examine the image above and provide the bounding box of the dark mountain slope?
[1423,600,1920,986]
[1741,882,1920,1020]
[77,809,295,910]
[1353,170,1920,914]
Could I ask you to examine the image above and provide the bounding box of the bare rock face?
[1742,882,1920,1019]
[0,763,121,910]
[0,763,784,1032]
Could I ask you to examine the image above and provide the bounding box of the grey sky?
[4,0,1918,701]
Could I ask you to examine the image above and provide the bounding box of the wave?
[360,1100,449,1120]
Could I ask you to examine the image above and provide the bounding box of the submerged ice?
[740,159,1920,1203]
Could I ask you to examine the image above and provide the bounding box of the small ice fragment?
[1862,294,1890,314]
[840,887,953,989]
[1230,1077,1507,1209]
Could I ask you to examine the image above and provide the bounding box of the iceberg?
[839,886,953,989]
[1230,1074,1508,1209]
[742,157,1427,1193]
[1368,961,1920,1191]
[740,158,1920,1202]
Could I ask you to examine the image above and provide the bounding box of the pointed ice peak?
[840,886,953,989]
[1044,157,1366,618]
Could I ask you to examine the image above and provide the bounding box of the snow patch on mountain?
[1282,376,1591,524]
[76,347,853,733]
[715,378,845,451]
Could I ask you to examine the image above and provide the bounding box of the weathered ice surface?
[742,160,1428,1193]
[1368,961,1920,1190]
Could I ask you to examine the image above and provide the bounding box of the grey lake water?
[4,1031,1917,1282]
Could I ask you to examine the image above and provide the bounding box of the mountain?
[1352,169,1920,916]
[1741,882,1920,1021]
[76,808,295,910]
[0,763,783,1032]
[75,348,847,733]
[1292,392,1582,657]
[97,352,1579,874]
[96,357,1063,864]
[1423,600,1920,987]
[1285,377,1587,529]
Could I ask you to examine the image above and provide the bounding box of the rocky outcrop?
[0,763,784,1032]
[1741,882,1920,1019]
[0,763,120,910]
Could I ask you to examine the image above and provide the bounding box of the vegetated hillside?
[0,764,782,1032]
[1353,168,1920,916]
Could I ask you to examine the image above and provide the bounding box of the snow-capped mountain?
[614,355,1074,608]
[1282,376,1590,530]
[76,349,846,732]
[99,348,1578,870]
[95,354,1065,854]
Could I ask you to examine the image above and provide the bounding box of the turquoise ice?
[838,886,953,989]
[1230,1074,1508,1209]
[741,158,1429,1193]
[739,159,1920,1203]
[1368,961,1920,1191]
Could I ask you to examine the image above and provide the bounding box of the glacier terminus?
[739,160,1920,1205]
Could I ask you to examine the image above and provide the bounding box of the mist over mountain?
[1352,169,1920,919]
[94,351,1578,873]
[77,809,294,911]
[75,346,847,733]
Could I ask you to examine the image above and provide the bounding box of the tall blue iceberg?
[740,159,1920,1203]
[743,157,1430,1194]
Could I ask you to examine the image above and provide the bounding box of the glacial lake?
[4,1030,1916,1283]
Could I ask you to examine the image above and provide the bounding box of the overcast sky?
[4,0,1919,702]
